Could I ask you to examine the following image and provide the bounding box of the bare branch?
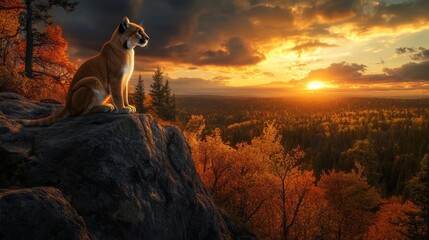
[0,6,24,11]
[32,70,61,81]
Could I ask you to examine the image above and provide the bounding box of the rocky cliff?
[0,93,234,240]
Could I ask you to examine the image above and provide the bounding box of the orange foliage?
[15,25,77,101]
[0,1,76,101]
[317,165,382,240]
[0,0,23,66]
[367,198,420,240]
[186,118,315,238]
[290,185,334,239]
[185,115,418,239]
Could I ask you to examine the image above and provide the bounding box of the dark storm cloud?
[352,0,429,34]
[52,0,203,60]
[304,0,361,22]
[384,61,429,81]
[395,47,429,61]
[297,0,429,33]
[396,47,415,54]
[300,60,429,84]
[52,0,136,59]
[52,0,429,67]
[298,61,380,84]
[198,37,264,66]
[51,0,295,66]
[305,62,368,82]
[410,47,429,61]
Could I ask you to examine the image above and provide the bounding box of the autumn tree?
[21,0,77,78]
[233,122,313,239]
[0,0,77,101]
[185,119,274,236]
[368,198,419,240]
[185,115,206,138]
[251,123,310,240]
[197,128,236,196]
[229,136,276,236]
[0,0,22,67]
[0,0,25,94]
[317,164,382,240]
[15,25,77,100]
[289,185,334,239]
[134,74,146,113]
[404,154,429,239]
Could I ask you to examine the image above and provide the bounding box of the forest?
[177,96,429,239]
[1,0,429,239]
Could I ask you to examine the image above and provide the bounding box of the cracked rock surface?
[0,93,233,240]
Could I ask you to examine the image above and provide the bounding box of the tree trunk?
[281,180,288,240]
[24,0,33,78]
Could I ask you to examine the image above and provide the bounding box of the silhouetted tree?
[162,80,176,121]
[149,66,165,116]
[149,66,176,121]
[0,0,77,101]
[134,74,145,113]
[21,0,78,78]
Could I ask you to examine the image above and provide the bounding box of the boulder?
[0,187,91,240]
[0,92,233,240]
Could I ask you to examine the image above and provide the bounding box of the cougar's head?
[117,16,150,49]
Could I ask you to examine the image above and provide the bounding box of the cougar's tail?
[19,108,70,127]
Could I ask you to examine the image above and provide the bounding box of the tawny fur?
[20,17,149,126]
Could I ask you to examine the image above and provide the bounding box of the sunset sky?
[52,0,429,97]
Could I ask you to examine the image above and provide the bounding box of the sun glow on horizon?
[307,81,326,90]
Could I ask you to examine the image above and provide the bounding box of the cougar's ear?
[118,16,130,33]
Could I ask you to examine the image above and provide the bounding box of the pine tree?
[162,80,176,121]
[134,74,145,113]
[149,66,165,116]
[340,137,381,187]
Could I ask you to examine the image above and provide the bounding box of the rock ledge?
[0,93,233,240]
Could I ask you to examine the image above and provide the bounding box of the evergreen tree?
[149,66,165,116]
[340,138,381,187]
[134,74,145,113]
[149,66,176,121]
[162,80,176,121]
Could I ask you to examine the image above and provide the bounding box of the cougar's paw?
[115,106,134,114]
[128,105,136,113]
[106,104,115,112]
[99,104,114,113]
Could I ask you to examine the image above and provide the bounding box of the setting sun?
[307,81,325,90]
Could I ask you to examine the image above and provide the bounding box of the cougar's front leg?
[111,79,134,114]
[123,78,136,112]
[111,79,126,113]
